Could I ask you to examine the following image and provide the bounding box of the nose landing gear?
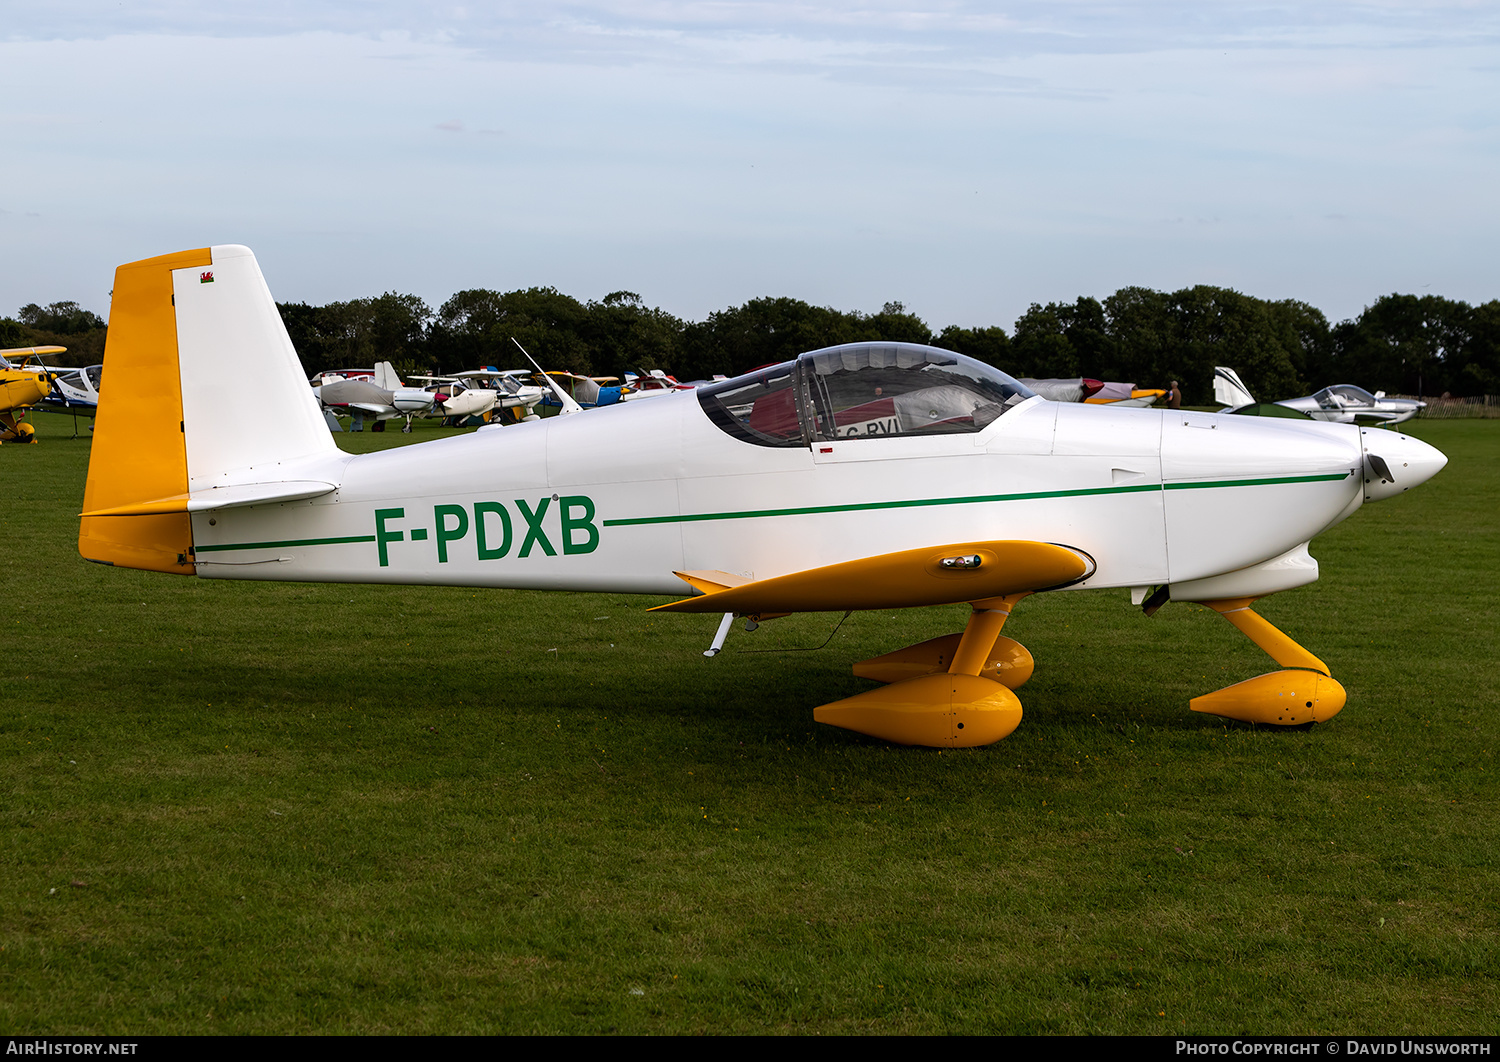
[1189,596,1346,725]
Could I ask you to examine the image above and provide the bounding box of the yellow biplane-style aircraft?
[79,247,1446,747]
[0,347,61,443]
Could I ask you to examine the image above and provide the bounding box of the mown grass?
[2,415,1496,1034]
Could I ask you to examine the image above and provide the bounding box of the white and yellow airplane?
[79,246,1447,747]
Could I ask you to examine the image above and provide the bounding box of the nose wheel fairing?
[1188,597,1346,726]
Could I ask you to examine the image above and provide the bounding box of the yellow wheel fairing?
[1191,670,1347,726]
[1187,596,1344,726]
[853,634,1034,689]
[815,673,1023,747]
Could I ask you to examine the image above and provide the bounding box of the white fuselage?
[190,391,1372,602]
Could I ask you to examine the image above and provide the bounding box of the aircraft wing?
[650,540,1095,615]
[1348,410,1409,425]
[0,345,69,368]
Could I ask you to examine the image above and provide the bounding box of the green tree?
[1167,287,1302,405]
[1104,286,1176,386]
[933,324,1010,369]
[580,291,684,381]
[17,301,106,334]
[278,293,433,380]
[10,301,109,362]
[1330,295,1470,397]
[1009,300,1100,379]
[678,297,926,380]
[1457,300,1500,395]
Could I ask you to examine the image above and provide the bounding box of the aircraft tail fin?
[1212,366,1255,409]
[80,245,337,573]
[374,361,402,389]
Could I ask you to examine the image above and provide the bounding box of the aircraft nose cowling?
[1361,428,1447,502]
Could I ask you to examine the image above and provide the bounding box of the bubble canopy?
[696,342,1036,448]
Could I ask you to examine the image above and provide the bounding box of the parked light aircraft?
[1214,366,1425,425]
[1020,378,1104,403]
[1,347,103,436]
[537,371,629,412]
[313,361,437,431]
[1020,378,1165,406]
[0,350,56,443]
[37,363,103,419]
[622,368,693,400]
[409,367,548,422]
[79,247,1448,747]
[1086,381,1166,407]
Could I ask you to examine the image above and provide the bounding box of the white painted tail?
[175,245,337,490]
[1212,366,1255,409]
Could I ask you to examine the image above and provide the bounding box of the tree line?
[6,288,1499,405]
[0,302,108,362]
[274,286,1500,404]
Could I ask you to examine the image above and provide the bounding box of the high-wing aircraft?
[79,247,1447,747]
[36,363,103,419]
[534,371,631,412]
[1214,366,1425,424]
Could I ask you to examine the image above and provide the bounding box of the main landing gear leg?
[815,593,1033,748]
[1190,596,1346,726]
[849,592,1034,688]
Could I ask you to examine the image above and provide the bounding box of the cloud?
[1,4,1498,328]
[8,2,1499,63]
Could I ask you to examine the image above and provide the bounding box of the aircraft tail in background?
[1212,366,1256,409]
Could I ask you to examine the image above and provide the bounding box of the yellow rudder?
[78,248,212,574]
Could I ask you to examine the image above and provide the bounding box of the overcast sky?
[3,2,1497,332]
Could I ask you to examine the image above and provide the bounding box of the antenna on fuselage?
[511,338,584,416]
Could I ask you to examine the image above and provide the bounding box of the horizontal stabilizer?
[672,570,751,595]
[83,480,336,517]
[651,540,1094,615]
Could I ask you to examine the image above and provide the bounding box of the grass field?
[2,413,1496,1034]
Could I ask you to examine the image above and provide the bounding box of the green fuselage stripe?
[195,534,377,554]
[601,473,1351,528]
[194,472,1353,551]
